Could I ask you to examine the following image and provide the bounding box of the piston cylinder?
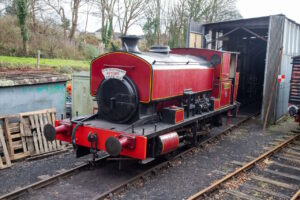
[157,132,179,155]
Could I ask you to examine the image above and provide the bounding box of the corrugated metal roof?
[203,15,271,26]
[203,14,300,26]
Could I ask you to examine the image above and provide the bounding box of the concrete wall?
[0,82,66,118]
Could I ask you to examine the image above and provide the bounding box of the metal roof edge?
[202,15,271,26]
[202,14,300,28]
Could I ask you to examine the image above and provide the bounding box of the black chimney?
[120,35,141,53]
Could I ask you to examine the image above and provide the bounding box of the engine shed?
[187,14,300,125]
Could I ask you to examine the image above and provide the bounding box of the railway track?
[188,132,300,200]
[0,155,109,200]
[0,113,257,200]
[93,113,259,200]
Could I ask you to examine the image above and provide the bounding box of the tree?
[84,0,94,33]
[167,0,188,48]
[116,0,146,36]
[28,0,44,32]
[163,0,241,48]
[143,0,161,47]
[68,0,81,41]
[187,0,211,22]
[143,17,159,47]
[192,0,242,23]
[44,0,69,40]
[44,0,87,42]
[5,0,17,15]
[16,0,29,55]
[94,0,116,44]
[156,0,160,44]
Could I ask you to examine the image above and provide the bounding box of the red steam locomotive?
[44,36,240,162]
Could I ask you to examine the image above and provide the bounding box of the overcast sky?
[237,0,300,23]
[1,0,299,34]
[82,0,300,34]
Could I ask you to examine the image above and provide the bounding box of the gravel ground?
[20,161,150,200]
[215,135,300,200]
[115,117,297,200]
[2,105,292,200]
[0,150,92,196]
[0,111,251,199]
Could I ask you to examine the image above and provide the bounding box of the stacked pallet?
[20,109,63,155]
[0,108,66,169]
[0,125,11,169]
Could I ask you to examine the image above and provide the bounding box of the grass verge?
[0,56,90,73]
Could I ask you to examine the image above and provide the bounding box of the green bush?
[84,44,99,59]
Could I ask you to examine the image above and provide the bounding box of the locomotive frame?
[44,36,240,163]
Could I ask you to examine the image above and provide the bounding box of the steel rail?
[0,113,258,200]
[291,188,300,200]
[187,133,300,200]
[93,113,258,200]
[0,155,109,200]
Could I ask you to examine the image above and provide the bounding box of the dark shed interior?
[203,17,270,111]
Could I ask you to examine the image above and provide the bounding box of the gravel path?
[2,105,288,200]
[0,112,248,199]
[115,117,297,200]
[13,113,251,199]
[0,150,90,196]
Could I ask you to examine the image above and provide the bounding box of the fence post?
[37,50,40,69]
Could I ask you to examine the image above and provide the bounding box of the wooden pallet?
[0,108,66,169]
[2,117,30,160]
[0,125,11,169]
[20,108,63,156]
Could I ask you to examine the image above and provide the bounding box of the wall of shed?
[72,72,95,116]
[262,15,285,125]
[195,15,300,125]
[0,82,66,118]
[275,18,300,119]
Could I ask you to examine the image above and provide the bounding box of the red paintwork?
[90,52,152,103]
[233,73,240,102]
[220,81,232,107]
[171,48,239,108]
[159,132,179,154]
[54,48,240,160]
[151,68,214,100]
[117,135,136,150]
[55,121,71,143]
[55,120,147,160]
[55,123,71,135]
[91,51,215,103]
[175,109,184,124]
[212,99,220,110]
[222,53,230,79]
[171,48,223,80]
